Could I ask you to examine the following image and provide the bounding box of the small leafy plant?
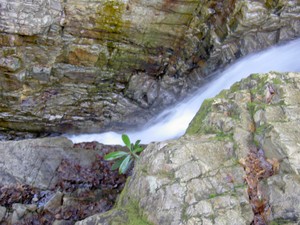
[104,134,144,174]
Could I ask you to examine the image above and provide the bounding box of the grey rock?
[11,203,27,224]
[0,206,6,221]
[53,220,74,225]
[0,56,21,72]
[77,72,300,224]
[44,191,64,214]
[0,137,101,189]
[10,203,37,224]
[0,0,62,35]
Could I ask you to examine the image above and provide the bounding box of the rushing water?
[67,38,300,145]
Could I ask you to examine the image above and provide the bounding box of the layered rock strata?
[0,0,300,137]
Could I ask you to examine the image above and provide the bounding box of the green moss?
[161,170,176,180]
[250,73,260,79]
[208,214,216,222]
[208,192,228,199]
[247,102,256,117]
[247,74,269,97]
[216,90,227,99]
[181,203,189,222]
[229,82,241,93]
[228,17,239,32]
[113,180,153,225]
[270,218,295,225]
[272,78,283,85]
[2,48,16,57]
[186,98,214,135]
[255,124,272,135]
[233,183,247,190]
[209,193,219,199]
[265,0,285,12]
[124,201,153,225]
[253,139,260,148]
[95,0,128,34]
[208,183,246,199]
[213,132,233,141]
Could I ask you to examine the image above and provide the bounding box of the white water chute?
[66,38,300,145]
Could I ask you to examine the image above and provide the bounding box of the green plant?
[104,134,144,174]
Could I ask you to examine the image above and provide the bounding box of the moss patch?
[271,77,283,85]
[95,0,128,34]
[124,200,153,225]
[112,180,154,225]
[269,218,296,225]
[208,183,246,199]
[186,98,214,135]
[213,132,234,141]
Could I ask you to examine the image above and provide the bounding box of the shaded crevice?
[239,84,279,225]
[240,87,279,225]
[239,146,278,225]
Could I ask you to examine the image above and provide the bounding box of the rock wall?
[77,72,300,225]
[0,0,300,137]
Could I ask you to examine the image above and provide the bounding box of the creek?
[67,38,300,145]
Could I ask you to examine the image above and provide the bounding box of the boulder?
[0,137,99,189]
[0,206,6,222]
[0,139,129,224]
[77,72,300,224]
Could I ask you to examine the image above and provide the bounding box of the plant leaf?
[133,147,143,153]
[104,151,129,161]
[119,155,132,174]
[111,158,125,170]
[122,134,131,150]
[134,140,141,148]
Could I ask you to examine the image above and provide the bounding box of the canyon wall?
[0,0,299,138]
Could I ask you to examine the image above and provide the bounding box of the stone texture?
[44,191,64,214]
[77,72,300,224]
[0,0,300,138]
[0,206,6,222]
[0,137,100,189]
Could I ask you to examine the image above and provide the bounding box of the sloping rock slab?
[77,72,300,225]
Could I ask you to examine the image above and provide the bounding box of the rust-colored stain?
[162,0,179,10]
[207,0,237,40]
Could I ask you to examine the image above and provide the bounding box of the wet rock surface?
[0,0,300,137]
[76,72,300,225]
[0,139,128,224]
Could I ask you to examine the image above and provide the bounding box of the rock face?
[76,72,300,225]
[0,137,98,189]
[0,0,300,137]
